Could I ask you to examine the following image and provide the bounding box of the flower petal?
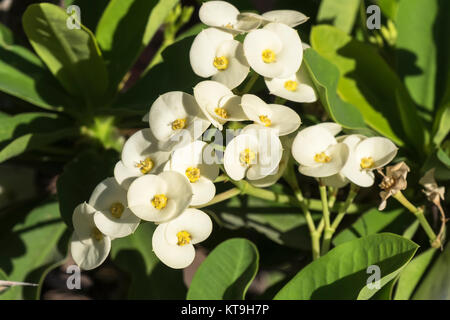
[152,223,196,269]
[224,133,259,180]
[114,161,138,190]
[292,125,337,166]
[199,1,239,28]
[212,40,250,89]
[355,137,398,168]
[164,208,213,245]
[299,142,349,177]
[72,202,97,245]
[262,10,309,27]
[70,232,111,271]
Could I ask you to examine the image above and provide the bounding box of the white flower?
[71,203,111,270]
[193,80,247,130]
[340,136,398,187]
[165,141,219,206]
[259,10,309,27]
[190,28,250,89]
[243,22,303,78]
[264,43,317,103]
[224,124,283,181]
[250,134,293,187]
[127,171,193,223]
[148,91,211,150]
[241,94,301,136]
[292,123,349,178]
[152,208,212,269]
[114,129,171,189]
[88,177,140,238]
[199,1,261,34]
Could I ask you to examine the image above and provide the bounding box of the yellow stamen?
[259,115,272,127]
[240,148,256,166]
[136,157,154,174]
[185,167,201,183]
[214,107,229,119]
[224,23,234,29]
[360,157,375,169]
[262,49,276,63]
[177,230,191,246]
[110,202,125,219]
[151,194,168,210]
[284,80,298,92]
[92,227,103,241]
[172,118,187,130]
[213,56,229,70]
[314,152,331,163]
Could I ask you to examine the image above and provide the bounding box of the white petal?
[70,233,111,271]
[341,157,376,187]
[193,80,233,129]
[218,94,248,121]
[190,28,233,78]
[149,92,209,145]
[199,1,239,28]
[224,133,259,181]
[262,10,309,27]
[114,161,138,190]
[299,143,349,178]
[265,63,317,103]
[88,177,127,212]
[152,223,196,269]
[321,173,350,188]
[159,171,194,217]
[127,174,177,223]
[263,23,303,78]
[243,28,284,78]
[190,176,216,206]
[94,209,140,239]
[292,125,337,166]
[212,40,250,89]
[164,208,213,245]
[72,202,97,245]
[121,129,171,174]
[317,122,342,137]
[265,104,301,136]
[355,137,398,168]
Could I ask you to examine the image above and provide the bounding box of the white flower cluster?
[190,1,317,103]
[69,1,399,272]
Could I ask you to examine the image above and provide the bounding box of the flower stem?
[192,188,241,209]
[319,183,333,254]
[240,72,259,94]
[393,191,440,247]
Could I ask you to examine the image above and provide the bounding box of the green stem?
[319,183,332,254]
[240,72,259,94]
[328,187,338,208]
[393,191,439,247]
[192,188,241,209]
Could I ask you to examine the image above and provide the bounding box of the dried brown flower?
[377,162,410,211]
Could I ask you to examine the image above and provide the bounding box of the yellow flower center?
[136,157,154,174]
[224,23,234,29]
[262,49,276,63]
[172,118,187,130]
[314,152,331,163]
[213,56,229,70]
[151,194,168,210]
[110,202,125,219]
[284,80,298,92]
[259,115,272,127]
[240,148,256,166]
[177,230,191,246]
[360,157,375,169]
[214,107,229,119]
[92,227,103,241]
[185,166,201,183]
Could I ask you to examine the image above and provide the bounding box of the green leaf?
[274,233,419,300]
[112,36,202,112]
[413,244,450,299]
[317,0,360,34]
[437,147,450,168]
[0,127,78,164]
[111,222,186,299]
[0,24,73,112]
[377,0,399,21]
[333,207,412,246]
[311,25,425,149]
[0,113,70,145]
[56,149,119,228]
[302,48,367,130]
[96,0,178,90]
[432,102,450,146]
[22,3,108,106]
[394,248,436,300]
[187,238,259,300]
[396,0,439,111]
[0,201,67,300]
[67,0,110,32]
